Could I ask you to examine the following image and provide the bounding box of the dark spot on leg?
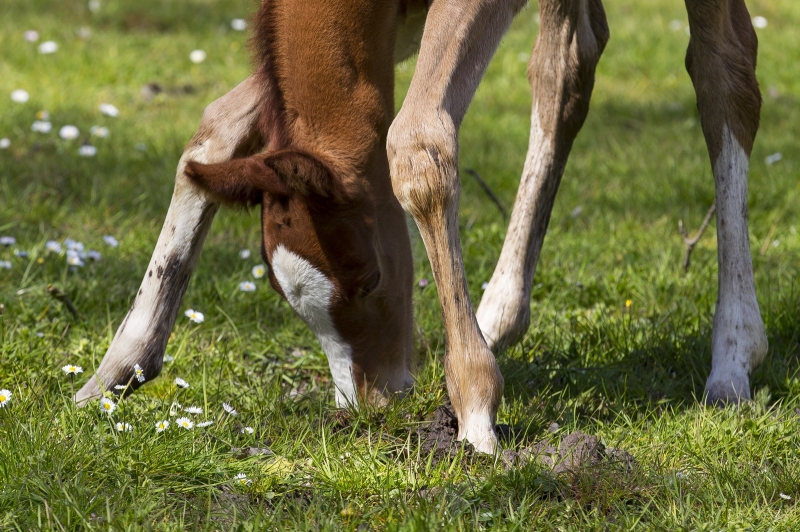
[148,270,152,278]
[157,266,164,279]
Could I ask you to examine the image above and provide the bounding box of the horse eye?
[359,270,381,297]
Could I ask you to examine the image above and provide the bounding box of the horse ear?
[262,150,347,203]
[184,155,290,206]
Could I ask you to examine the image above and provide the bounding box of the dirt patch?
[416,404,466,463]
[504,430,636,474]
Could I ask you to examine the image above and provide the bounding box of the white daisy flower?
[64,239,84,252]
[14,250,29,258]
[0,389,12,407]
[184,309,204,323]
[59,125,79,140]
[102,235,118,247]
[163,354,174,363]
[87,250,101,261]
[175,417,194,429]
[753,16,767,29]
[45,240,62,253]
[99,397,116,414]
[251,265,266,279]
[36,110,50,120]
[222,402,238,416]
[189,50,207,64]
[62,365,83,375]
[11,89,29,103]
[184,405,202,414]
[0,138,10,149]
[241,426,254,434]
[78,145,97,157]
[90,125,109,138]
[174,377,189,389]
[66,250,84,267]
[481,281,489,290]
[99,103,119,117]
[38,41,58,54]
[0,261,12,269]
[231,18,247,31]
[233,473,252,485]
[780,493,792,500]
[155,420,170,433]
[31,121,52,133]
[668,19,683,31]
[133,363,145,383]
[114,384,128,391]
[765,153,782,165]
[239,248,251,259]
[197,421,214,428]
[0,236,17,246]
[88,0,101,13]
[239,281,256,292]
[116,422,133,432]
[24,30,39,42]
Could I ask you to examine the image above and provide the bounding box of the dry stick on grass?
[47,284,80,320]
[678,201,716,273]
[464,168,508,220]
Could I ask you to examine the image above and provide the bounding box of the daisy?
[87,250,101,261]
[184,309,204,323]
[62,365,83,375]
[99,397,116,414]
[241,426,254,435]
[0,139,9,149]
[78,145,97,157]
[222,402,238,416]
[174,377,189,389]
[99,103,119,117]
[239,249,251,259]
[0,236,16,246]
[0,389,12,407]
[169,402,183,416]
[163,354,174,363]
[197,421,214,428]
[184,405,202,414]
[189,50,207,64]
[231,18,247,31]
[251,265,266,279]
[90,125,109,138]
[116,422,133,432]
[103,235,118,248]
[753,16,767,29]
[780,493,792,501]
[38,41,58,54]
[64,239,84,252]
[45,240,62,253]
[239,281,256,292]
[36,110,50,120]
[10,89,29,103]
[66,250,84,267]
[24,30,39,42]
[31,121,52,133]
[14,250,29,258]
[133,363,145,383]
[175,417,194,429]
[114,384,128,391]
[88,0,100,13]
[155,420,170,433]
[0,261,11,270]
[481,281,489,290]
[59,125,79,140]
[233,473,252,486]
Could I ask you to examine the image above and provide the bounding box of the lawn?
[1,0,800,529]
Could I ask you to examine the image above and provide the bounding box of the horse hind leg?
[476,0,609,352]
[684,0,767,404]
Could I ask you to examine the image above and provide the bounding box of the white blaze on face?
[270,245,357,407]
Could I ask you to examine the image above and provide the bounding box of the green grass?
[2,0,800,529]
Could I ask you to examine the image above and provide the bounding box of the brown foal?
[78,0,767,454]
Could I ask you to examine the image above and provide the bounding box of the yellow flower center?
[0,395,6,402]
